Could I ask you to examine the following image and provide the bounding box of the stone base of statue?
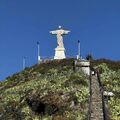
[54,47,66,59]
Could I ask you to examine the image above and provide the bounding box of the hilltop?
[0,59,120,120]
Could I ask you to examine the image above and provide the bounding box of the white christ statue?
[50,26,70,48]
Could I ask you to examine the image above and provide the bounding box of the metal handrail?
[88,70,92,120]
[97,71,109,120]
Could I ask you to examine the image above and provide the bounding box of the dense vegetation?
[91,58,120,71]
[91,59,120,120]
[0,58,119,120]
[96,63,120,120]
[0,59,89,120]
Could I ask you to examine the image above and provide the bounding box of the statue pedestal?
[54,47,66,59]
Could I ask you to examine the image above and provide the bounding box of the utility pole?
[77,40,80,60]
[37,41,41,64]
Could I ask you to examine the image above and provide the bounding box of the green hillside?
[0,59,89,120]
[0,59,120,120]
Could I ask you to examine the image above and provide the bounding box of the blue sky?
[0,0,120,80]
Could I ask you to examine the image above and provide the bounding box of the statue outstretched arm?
[50,31,57,34]
[63,30,70,34]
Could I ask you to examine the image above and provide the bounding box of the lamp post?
[77,40,80,60]
[37,42,41,64]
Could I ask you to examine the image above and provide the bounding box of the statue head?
[58,26,62,29]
